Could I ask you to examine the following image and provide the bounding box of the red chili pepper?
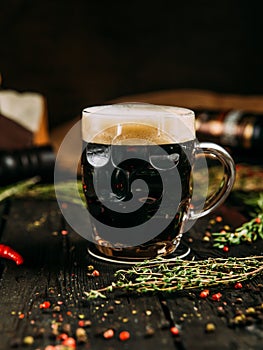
[0,244,24,265]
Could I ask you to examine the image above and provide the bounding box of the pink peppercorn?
[234,282,243,289]
[119,331,130,341]
[78,320,85,327]
[200,289,210,298]
[57,333,68,341]
[255,217,261,224]
[62,337,76,348]
[212,293,222,301]
[92,270,100,277]
[103,329,115,339]
[216,216,223,223]
[40,301,51,309]
[170,326,179,335]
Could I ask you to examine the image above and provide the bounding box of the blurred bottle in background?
[0,81,55,185]
[195,109,263,164]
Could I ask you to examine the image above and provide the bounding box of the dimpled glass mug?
[81,103,235,263]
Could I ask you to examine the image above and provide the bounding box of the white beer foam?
[82,103,195,144]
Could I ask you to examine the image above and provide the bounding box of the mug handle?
[188,142,236,221]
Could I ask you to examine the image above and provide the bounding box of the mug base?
[87,242,191,265]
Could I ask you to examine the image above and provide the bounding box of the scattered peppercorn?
[200,289,210,298]
[145,310,152,316]
[234,282,243,289]
[235,297,243,304]
[103,329,115,339]
[212,293,222,301]
[144,325,155,337]
[40,301,51,309]
[83,320,92,327]
[52,305,61,312]
[92,270,100,277]
[205,323,216,332]
[223,246,229,252]
[23,336,34,346]
[57,333,68,341]
[61,229,68,235]
[255,217,261,224]
[246,307,256,314]
[205,231,211,237]
[76,328,88,343]
[217,306,226,316]
[216,216,223,223]
[119,331,130,341]
[233,314,245,325]
[62,337,76,348]
[170,326,179,336]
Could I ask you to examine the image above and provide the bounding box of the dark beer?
[81,124,196,260]
[79,104,236,261]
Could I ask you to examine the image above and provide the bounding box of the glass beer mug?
[81,103,235,263]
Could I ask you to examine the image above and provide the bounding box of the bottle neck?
[0,145,55,186]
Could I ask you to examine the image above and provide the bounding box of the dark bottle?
[195,109,263,163]
[0,145,55,185]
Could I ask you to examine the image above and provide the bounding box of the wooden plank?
[163,205,263,350]
[0,200,175,349]
[0,199,262,349]
[0,200,64,348]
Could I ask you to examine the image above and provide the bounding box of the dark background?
[0,0,263,129]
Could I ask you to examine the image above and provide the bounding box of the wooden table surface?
[0,189,263,350]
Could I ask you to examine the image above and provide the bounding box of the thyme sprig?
[0,178,85,205]
[84,255,263,299]
[0,176,41,202]
[212,193,263,248]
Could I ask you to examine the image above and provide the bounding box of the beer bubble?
[149,153,180,170]
[86,144,111,167]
